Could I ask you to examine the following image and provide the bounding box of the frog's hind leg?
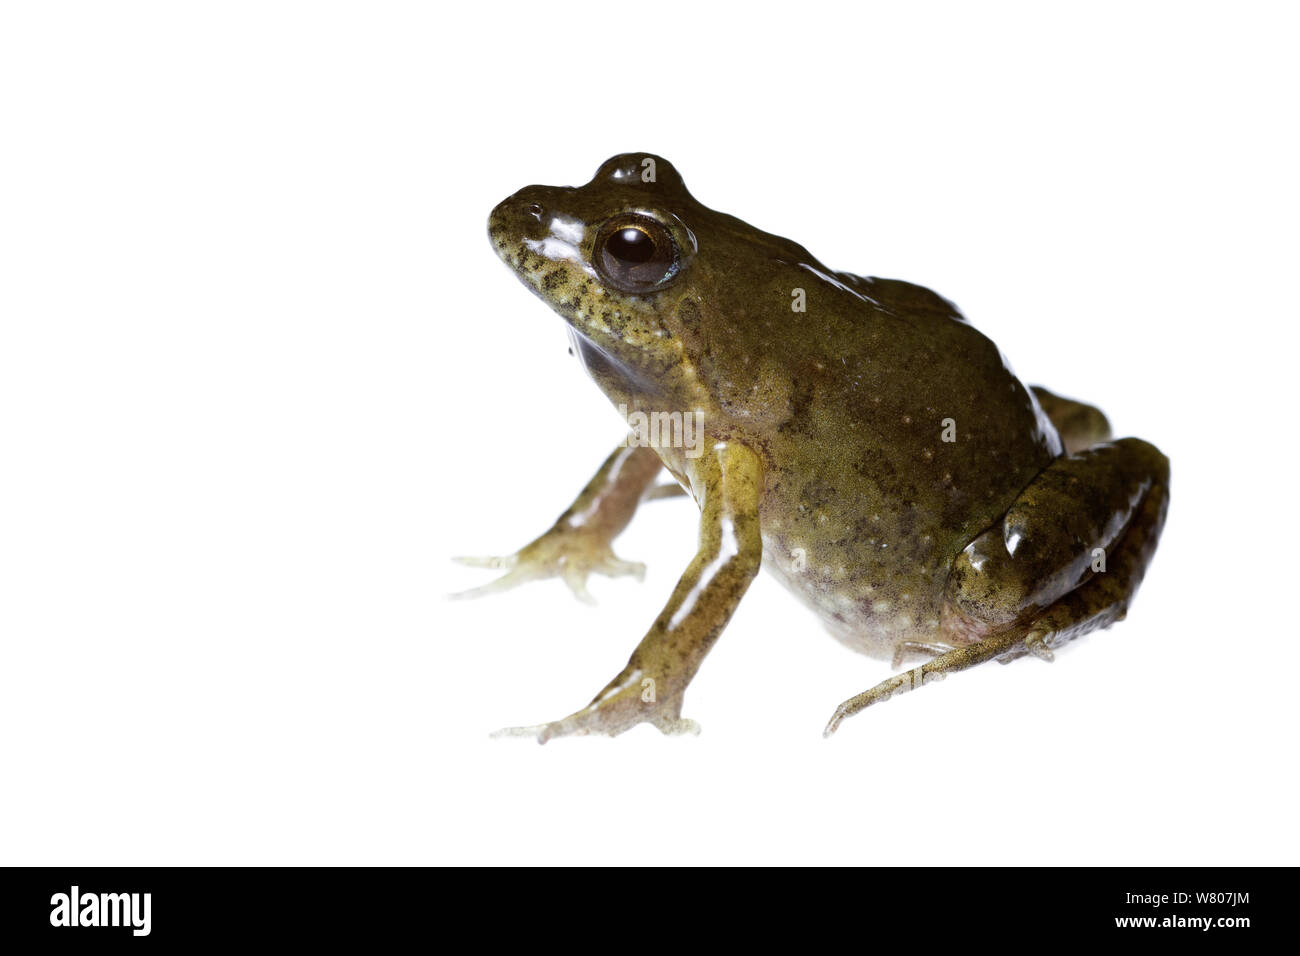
[1030,386,1111,454]
[451,443,665,603]
[825,438,1169,736]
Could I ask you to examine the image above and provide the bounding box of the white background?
[2,2,1296,865]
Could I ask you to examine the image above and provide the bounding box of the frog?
[457,152,1169,741]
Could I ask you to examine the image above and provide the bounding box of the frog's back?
[754,267,1062,656]
[832,271,967,322]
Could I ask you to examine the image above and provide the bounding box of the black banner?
[0,866,1279,945]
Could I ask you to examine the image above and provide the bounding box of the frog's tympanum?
[460,153,1169,741]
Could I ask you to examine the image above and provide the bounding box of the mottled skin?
[460,153,1170,740]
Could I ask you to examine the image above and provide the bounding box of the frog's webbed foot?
[826,438,1169,737]
[451,531,645,604]
[491,664,702,743]
[450,444,662,604]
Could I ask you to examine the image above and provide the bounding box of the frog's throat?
[567,326,710,436]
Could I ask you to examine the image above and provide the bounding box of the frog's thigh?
[1030,385,1112,454]
[944,438,1168,632]
[1003,475,1168,662]
[944,440,1168,662]
[825,439,1169,735]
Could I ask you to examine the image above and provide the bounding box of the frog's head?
[489,153,820,434]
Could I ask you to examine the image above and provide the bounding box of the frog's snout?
[487,185,593,299]
[487,188,550,253]
[487,191,550,285]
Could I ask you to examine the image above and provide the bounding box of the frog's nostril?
[525,202,544,221]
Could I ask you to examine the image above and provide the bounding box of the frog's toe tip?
[446,584,498,601]
[448,566,537,601]
[489,722,577,744]
[653,716,701,737]
[446,583,494,601]
[489,724,546,741]
[452,554,513,569]
[610,559,647,582]
[1025,631,1056,662]
[823,705,852,738]
[561,568,598,605]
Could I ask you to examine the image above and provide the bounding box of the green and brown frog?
[458,153,1169,741]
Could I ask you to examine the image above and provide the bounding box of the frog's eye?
[594,215,679,293]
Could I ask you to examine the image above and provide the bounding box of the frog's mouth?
[488,188,591,276]
[488,192,629,354]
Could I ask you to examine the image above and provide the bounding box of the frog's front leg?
[452,443,666,603]
[496,443,763,742]
[826,438,1169,735]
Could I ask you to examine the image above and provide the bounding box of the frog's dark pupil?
[595,217,679,292]
[608,227,655,264]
